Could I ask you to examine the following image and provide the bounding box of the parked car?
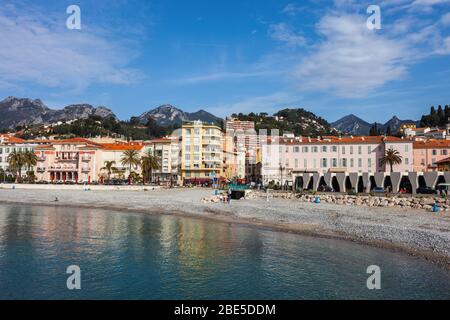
[372,187,385,193]
[319,185,334,192]
[416,186,436,194]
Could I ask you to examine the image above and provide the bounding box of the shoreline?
[0,188,449,271]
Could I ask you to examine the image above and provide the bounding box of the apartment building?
[413,140,450,172]
[261,135,413,185]
[225,117,260,182]
[145,137,180,184]
[0,134,38,175]
[181,121,223,183]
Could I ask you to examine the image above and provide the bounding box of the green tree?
[7,150,25,182]
[101,161,118,184]
[141,149,160,184]
[380,148,403,172]
[121,149,141,184]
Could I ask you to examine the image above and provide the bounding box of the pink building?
[34,138,144,183]
[413,140,450,172]
[262,135,413,185]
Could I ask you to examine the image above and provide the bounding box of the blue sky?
[0,0,449,123]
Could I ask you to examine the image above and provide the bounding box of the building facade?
[145,137,180,184]
[181,121,223,184]
[261,135,413,185]
[413,140,450,172]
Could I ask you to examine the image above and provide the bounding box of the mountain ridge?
[331,114,419,135]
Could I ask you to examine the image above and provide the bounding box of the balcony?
[202,139,221,145]
[37,167,46,172]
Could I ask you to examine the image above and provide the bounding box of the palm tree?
[23,150,37,171]
[381,148,403,172]
[101,161,118,184]
[23,150,38,183]
[121,149,141,184]
[141,149,160,184]
[7,150,25,182]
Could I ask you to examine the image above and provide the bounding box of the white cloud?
[268,23,306,47]
[172,71,277,85]
[0,4,142,92]
[441,12,450,25]
[293,0,450,99]
[281,3,303,16]
[295,15,408,97]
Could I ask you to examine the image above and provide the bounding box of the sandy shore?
[0,187,449,268]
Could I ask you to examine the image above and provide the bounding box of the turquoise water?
[0,204,449,300]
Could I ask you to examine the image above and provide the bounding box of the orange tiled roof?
[147,138,172,144]
[413,140,450,149]
[270,135,410,145]
[100,143,144,151]
[435,157,450,164]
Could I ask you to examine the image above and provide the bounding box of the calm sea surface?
[0,204,449,299]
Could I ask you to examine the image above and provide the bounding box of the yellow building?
[181,121,223,183]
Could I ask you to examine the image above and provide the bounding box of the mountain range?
[0,97,221,130]
[331,114,419,135]
[0,96,420,135]
[137,104,221,126]
[0,96,116,129]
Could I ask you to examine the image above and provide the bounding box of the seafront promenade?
[0,186,449,267]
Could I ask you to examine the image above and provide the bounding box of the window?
[441,150,448,156]
[350,158,354,167]
[368,158,372,167]
[285,146,289,153]
[321,158,327,168]
[368,146,371,154]
[405,145,409,152]
[321,146,327,152]
[294,146,300,153]
[332,158,337,167]
[342,158,347,167]
[358,146,362,155]
[405,158,409,165]
[332,146,337,152]
[285,159,289,167]
[185,145,191,152]
[312,146,318,153]
[342,146,346,154]
[358,158,362,168]
[185,154,190,161]
[302,146,309,153]
[350,146,354,155]
[432,149,437,156]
